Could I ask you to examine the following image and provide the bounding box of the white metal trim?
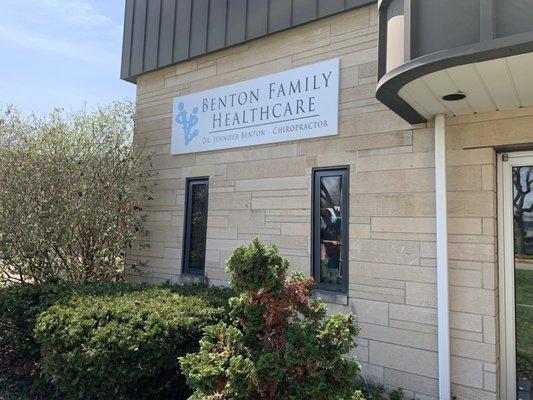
[497,152,509,399]
[435,114,451,400]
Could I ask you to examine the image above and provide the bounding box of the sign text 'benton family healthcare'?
[171,58,339,155]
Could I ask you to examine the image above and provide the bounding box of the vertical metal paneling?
[247,0,268,39]
[130,0,147,76]
[144,0,161,71]
[317,0,344,18]
[122,0,377,81]
[404,0,412,61]
[227,0,247,45]
[207,0,228,51]
[377,1,387,79]
[495,0,533,38]
[412,0,480,58]
[268,0,292,32]
[346,0,373,8]
[479,0,494,42]
[190,0,209,57]
[120,0,135,78]
[292,0,317,25]
[173,0,192,62]
[158,0,176,67]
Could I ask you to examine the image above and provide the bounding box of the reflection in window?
[313,168,348,292]
[183,179,208,275]
[512,166,533,398]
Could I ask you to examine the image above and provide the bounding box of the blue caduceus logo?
[175,102,199,145]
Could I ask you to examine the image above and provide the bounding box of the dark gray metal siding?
[121,0,376,82]
[411,0,481,59]
[495,0,533,38]
[158,0,176,66]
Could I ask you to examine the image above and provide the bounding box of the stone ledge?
[312,290,349,306]
[177,274,208,285]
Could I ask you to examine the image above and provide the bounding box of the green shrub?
[389,388,406,400]
[34,284,233,400]
[0,282,144,372]
[354,381,413,400]
[0,282,154,399]
[0,282,233,399]
[357,382,385,400]
[180,238,362,400]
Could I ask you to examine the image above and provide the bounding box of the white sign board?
[171,58,339,155]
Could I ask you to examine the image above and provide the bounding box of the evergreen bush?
[0,282,233,400]
[180,238,362,400]
[0,282,145,377]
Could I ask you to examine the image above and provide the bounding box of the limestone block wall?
[128,3,533,398]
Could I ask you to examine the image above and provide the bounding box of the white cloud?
[0,25,117,66]
[0,0,133,115]
[42,0,115,27]
[0,0,122,66]
[0,0,120,30]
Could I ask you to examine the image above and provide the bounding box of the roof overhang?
[376,31,533,124]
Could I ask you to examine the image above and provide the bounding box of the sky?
[0,0,135,115]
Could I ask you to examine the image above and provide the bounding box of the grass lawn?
[516,267,533,380]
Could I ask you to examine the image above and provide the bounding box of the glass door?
[500,152,533,400]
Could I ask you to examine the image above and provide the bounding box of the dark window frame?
[311,166,350,293]
[182,177,209,275]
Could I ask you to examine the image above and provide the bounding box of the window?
[312,167,349,292]
[182,178,209,275]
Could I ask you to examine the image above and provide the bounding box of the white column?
[435,114,450,400]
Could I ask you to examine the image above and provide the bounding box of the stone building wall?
[127,3,533,398]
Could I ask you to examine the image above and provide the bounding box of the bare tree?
[513,166,533,256]
[0,102,150,284]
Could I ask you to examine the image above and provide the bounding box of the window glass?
[313,168,348,292]
[183,179,208,274]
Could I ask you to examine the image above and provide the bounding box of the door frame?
[498,150,533,399]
